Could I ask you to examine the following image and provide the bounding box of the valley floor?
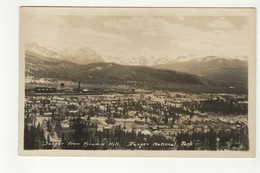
[24,89,249,150]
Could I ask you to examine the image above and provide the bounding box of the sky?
[23,8,255,61]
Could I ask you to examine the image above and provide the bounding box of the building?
[34,87,56,93]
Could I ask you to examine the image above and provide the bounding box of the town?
[24,82,249,151]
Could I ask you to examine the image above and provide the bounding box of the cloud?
[103,16,172,35]
[25,14,253,60]
[74,27,132,44]
[103,16,252,58]
[175,16,185,22]
[24,15,132,55]
[102,18,128,30]
[207,18,235,30]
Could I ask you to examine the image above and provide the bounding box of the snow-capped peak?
[25,42,66,60]
[25,42,104,64]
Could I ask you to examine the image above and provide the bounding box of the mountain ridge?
[25,42,104,64]
[25,42,248,67]
[24,42,248,93]
[154,56,248,88]
[25,51,215,91]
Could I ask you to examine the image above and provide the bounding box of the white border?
[0,0,260,173]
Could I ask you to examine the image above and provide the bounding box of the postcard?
[19,7,256,157]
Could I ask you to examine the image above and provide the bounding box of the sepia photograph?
[19,7,256,157]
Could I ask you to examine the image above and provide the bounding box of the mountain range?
[25,42,104,64]
[25,50,215,92]
[24,42,248,93]
[154,56,248,88]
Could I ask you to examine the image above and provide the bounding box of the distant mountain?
[174,55,248,62]
[24,43,248,93]
[103,55,172,66]
[25,42,66,60]
[25,51,216,91]
[25,42,104,64]
[154,56,248,88]
[63,47,104,64]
